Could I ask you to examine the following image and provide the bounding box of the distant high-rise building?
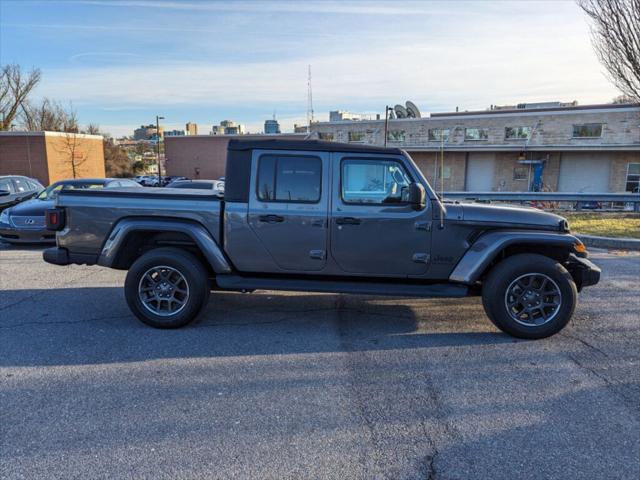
[264,118,281,134]
[329,111,364,122]
[164,129,185,137]
[186,122,198,135]
[210,120,245,135]
[134,124,163,141]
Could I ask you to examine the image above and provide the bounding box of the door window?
[341,159,412,205]
[257,154,322,203]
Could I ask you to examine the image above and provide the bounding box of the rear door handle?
[335,217,361,225]
[258,214,285,223]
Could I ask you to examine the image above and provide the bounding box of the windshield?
[37,182,105,200]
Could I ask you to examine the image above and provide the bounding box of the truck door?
[247,150,329,272]
[330,154,432,277]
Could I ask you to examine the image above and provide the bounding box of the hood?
[8,198,54,217]
[455,202,567,231]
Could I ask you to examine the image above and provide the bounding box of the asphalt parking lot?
[1,243,639,480]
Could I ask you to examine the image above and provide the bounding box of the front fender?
[98,218,232,274]
[449,230,580,284]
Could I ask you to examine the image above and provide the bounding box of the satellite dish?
[387,108,396,119]
[405,100,421,118]
[394,104,408,118]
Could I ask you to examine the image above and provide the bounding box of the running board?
[215,275,469,298]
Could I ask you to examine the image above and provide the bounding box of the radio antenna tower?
[306,65,314,128]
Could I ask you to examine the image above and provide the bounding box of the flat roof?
[227,138,403,154]
[0,131,104,139]
[313,102,640,126]
[431,102,640,118]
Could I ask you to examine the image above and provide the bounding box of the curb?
[576,234,640,251]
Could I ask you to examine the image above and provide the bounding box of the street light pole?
[156,115,164,186]
[384,106,390,147]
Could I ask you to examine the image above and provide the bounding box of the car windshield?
[38,182,105,200]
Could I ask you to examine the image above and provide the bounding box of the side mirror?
[407,183,426,210]
[0,189,10,198]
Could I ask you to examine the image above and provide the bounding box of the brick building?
[311,103,640,193]
[164,134,304,179]
[0,131,106,185]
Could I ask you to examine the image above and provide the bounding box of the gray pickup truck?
[43,139,600,339]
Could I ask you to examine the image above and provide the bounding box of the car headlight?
[0,209,9,224]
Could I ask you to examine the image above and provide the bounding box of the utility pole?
[156,115,164,186]
[307,65,314,130]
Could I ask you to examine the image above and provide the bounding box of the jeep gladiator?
[43,139,600,339]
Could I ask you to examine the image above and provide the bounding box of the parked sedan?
[166,179,224,194]
[0,178,140,244]
[0,175,44,212]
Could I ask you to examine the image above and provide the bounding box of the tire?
[481,253,577,339]
[124,247,210,328]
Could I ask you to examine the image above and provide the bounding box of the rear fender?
[98,218,232,274]
[449,230,580,284]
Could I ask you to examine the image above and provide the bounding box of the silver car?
[0,177,140,244]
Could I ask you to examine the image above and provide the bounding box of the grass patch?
[562,212,640,238]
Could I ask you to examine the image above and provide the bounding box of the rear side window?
[257,154,321,203]
[13,178,29,192]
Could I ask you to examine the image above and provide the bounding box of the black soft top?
[224,139,404,203]
[227,138,403,155]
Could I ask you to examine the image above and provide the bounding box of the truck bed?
[55,187,223,255]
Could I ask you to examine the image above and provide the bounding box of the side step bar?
[215,275,469,298]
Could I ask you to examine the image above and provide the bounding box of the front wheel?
[482,254,577,339]
[124,247,210,328]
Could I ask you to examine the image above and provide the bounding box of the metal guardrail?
[442,191,640,211]
[443,192,640,203]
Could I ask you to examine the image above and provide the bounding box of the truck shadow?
[0,287,514,367]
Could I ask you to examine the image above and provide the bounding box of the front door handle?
[335,217,361,225]
[258,214,284,223]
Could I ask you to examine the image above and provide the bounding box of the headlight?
[0,209,9,224]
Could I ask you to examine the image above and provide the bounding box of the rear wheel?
[124,247,210,328]
[482,254,577,339]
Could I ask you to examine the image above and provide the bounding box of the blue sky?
[0,0,618,137]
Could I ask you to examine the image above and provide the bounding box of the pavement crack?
[0,313,131,329]
[0,270,97,312]
[561,332,609,357]
[566,352,639,413]
[426,449,439,480]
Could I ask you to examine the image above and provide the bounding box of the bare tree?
[0,64,41,130]
[579,0,640,101]
[84,123,101,135]
[21,98,79,132]
[56,132,92,178]
[612,94,636,104]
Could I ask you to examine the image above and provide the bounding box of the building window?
[438,165,452,179]
[465,128,488,141]
[573,123,603,138]
[626,163,640,193]
[257,154,322,203]
[341,159,412,205]
[513,166,529,181]
[387,130,405,142]
[505,126,531,140]
[428,128,450,141]
[348,131,365,142]
[318,132,334,141]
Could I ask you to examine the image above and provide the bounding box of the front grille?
[10,215,46,229]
